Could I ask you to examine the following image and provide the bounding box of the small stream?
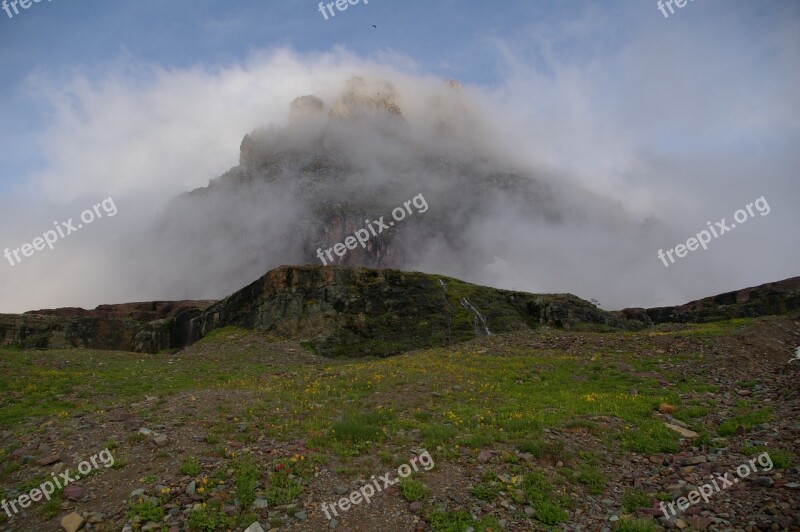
[460,297,492,336]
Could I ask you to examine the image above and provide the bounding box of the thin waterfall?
[460,298,492,336]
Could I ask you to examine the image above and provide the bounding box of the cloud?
[0,3,798,313]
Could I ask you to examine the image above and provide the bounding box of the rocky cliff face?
[621,276,800,325]
[0,266,634,356]
[186,265,634,357]
[3,269,798,356]
[0,301,215,352]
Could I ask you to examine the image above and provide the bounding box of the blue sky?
[0,0,636,187]
[2,0,794,186]
[0,0,798,312]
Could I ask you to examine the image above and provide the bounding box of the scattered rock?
[664,423,699,439]
[244,523,265,532]
[681,456,707,466]
[63,485,85,501]
[659,403,677,414]
[60,512,85,532]
[37,454,61,466]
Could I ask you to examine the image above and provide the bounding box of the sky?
[0,0,798,313]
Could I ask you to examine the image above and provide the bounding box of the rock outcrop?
[621,276,800,325]
[0,301,215,352]
[2,269,798,356]
[186,265,635,357]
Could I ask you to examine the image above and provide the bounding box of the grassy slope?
[0,318,795,531]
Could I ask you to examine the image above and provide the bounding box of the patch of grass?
[331,411,392,443]
[718,407,773,436]
[535,501,568,525]
[520,470,570,524]
[428,510,501,532]
[621,488,651,513]
[564,419,602,435]
[128,498,165,523]
[765,449,794,469]
[180,456,201,476]
[40,494,62,520]
[616,422,679,454]
[264,456,305,506]
[671,405,709,424]
[399,478,430,502]
[188,499,235,531]
[469,482,501,501]
[516,438,566,461]
[128,433,146,444]
[614,517,658,532]
[233,454,259,508]
[737,379,758,390]
[458,433,495,449]
[0,460,21,481]
[577,464,606,495]
[420,424,457,447]
[739,445,794,469]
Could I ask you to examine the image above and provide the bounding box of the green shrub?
[621,488,651,512]
[332,411,392,443]
[535,501,568,525]
[469,482,501,501]
[420,424,457,446]
[516,439,566,461]
[614,516,658,532]
[428,510,500,532]
[400,479,430,502]
[718,408,773,436]
[180,456,201,476]
[188,500,235,531]
[128,498,164,523]
[234,455,259,508]
[577,464,606,495]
